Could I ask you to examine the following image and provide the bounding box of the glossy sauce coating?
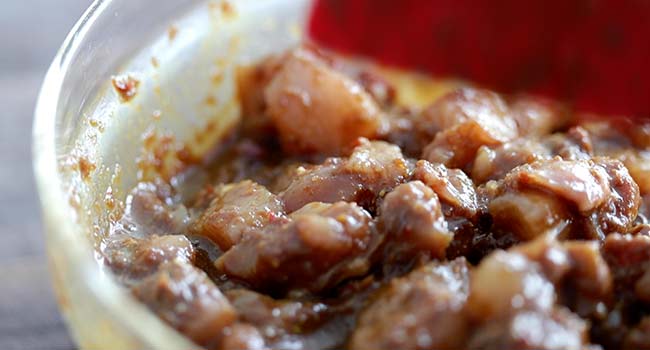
[102,46,650,350]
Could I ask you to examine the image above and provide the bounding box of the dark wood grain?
[0,1,92,348]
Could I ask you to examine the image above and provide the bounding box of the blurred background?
[0,0,91,348]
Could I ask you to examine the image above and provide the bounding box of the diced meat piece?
[377,181,452,263]
[602,234,650,299]
[589,234,650,348]
[102,234,194,281]
[126,182,190,235]
[631,223,650,236]
[581,120,635,154]
[614,150,650,195]
[640,195,650,224]
[413,160,479,218]
[216,202,375,293]
[545,126,594,161]
[471,127,593,184]
[625,120,650,150]
[580,120,650,196]
[416,88,515,141]
[265,48,383,155]
[236,56,283,134]
[280,159,359,211]
[636,268,650,303]
[382,107,424,157]
[267,162,311,194]
[226,285,370,350]
[191,180,285,251]
[356,70,396,107]
[422,120,514,171]
[581,118,650,153]
[205,139,271,189]
[623,317,650,350]
[508,95,569,136]
[490,158,640,241]
[419,88,518,170]
[468,250,557,320]
[512,159,610,212]
[580,119,650,196]
[558,242,613,316]
[472,139,552,184]
[226,289,330,342]
[513,237,612,318]
[132,261,237,346]
[593,158,642,236]
[489,189,571,241]
[445,220,519,264]
[216,323,268,350]
[281,139,410,212]
[349,259,470,350]
[467,307,589,350]
[467,248,591,350]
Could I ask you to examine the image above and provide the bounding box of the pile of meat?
[101,47,650,350]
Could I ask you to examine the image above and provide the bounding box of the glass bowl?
[33,0,310,348]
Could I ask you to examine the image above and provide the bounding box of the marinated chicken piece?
[206,139,280,190]
[377,181,452,263]
[102,234,194,282]
[126,182,190,235]
[545,126,594,161]
[623,317,650,350]
[356,70,396,107]
[508,95,569,136]
[418,88,518,170]
[512,237,612,319]
[641,195,650,223]
[281,139,410,212]
[416,88,514,141]
[467,249,591,350]
[589,158,642,237]
[472,126,593,184]
[515,159,609,213]
[468,307,590,350]
[265,48,383,155]
[593,234,650,348]
[581,119,650,195]
[216,202,375,293]
[468,251,556,321]
[237,56,283,134]
[558,242,613,316]
[602,234,650,300]
[350,259,470,350]
[382,107,424,157]
[489,158,640,241]
[631,223,650,236]
[610,150,650,195]
[623,120,650,150]
[226,289,331,343]
[489,189,571,241]
[472,139,552,185]
[581,118,650,153]
[413,160,479,218]
[581,120,636,157]
[191,180,285,251]
[132,261,237,346]
[216,323,268,350]
[579,119,650,186]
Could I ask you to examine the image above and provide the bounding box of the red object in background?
[308,0,650,117]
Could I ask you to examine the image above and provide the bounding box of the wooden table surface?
[0,1,91,348]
